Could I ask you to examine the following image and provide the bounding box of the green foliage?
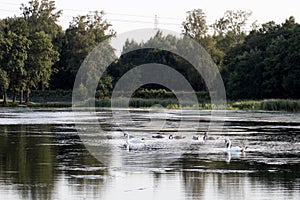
[0,69,9,93]
[230,100,261,110]
[21,0,62,39]
[0,69,9,104]
[230,99,300,112]
[223,17,300,100]
[212,10,252,45]
[30,90,72,102]
[28,102,71,108]
[74,83,88,101]
[4,31,30,92]
[96,72,113,99]
[133,89,174,99]
[57,11,115,89]
[108,32,207,92]
[0,2,299,107]
[182,9,208,39]
[25,31,59,90]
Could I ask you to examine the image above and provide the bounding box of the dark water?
[0,108,299,200]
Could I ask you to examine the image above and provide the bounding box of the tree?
[55,11,115,90]
[4,31,30,103]
[262,17,300,98]
[222,16,300,99]
[0,69,9,105]
[25,31,59,103]
[109,32,209,92]
[21,0,64,91]
[21,0,62,40]
[212,10,252,46]
[182,9,208,39]
[0,17,30,104]
[182,9,224,66]
[96,72,113,99]
[3,17,30,103]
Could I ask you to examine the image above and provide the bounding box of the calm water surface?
[0,108,299,200]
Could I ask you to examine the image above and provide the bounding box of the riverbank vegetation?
[0,0,299,111]
[1,94,300,112]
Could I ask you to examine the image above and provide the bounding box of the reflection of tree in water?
[0,124,57,200]
[54,125,108,195]
[177,150,300,199]
[182,171,207,200]
[0,124,108,199]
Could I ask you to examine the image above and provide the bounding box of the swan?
[124,133,145,150]
[225,138,247,152]
[203,132,219,141]
[192,135,201,140]
[169,135,185,140]
[152,134,165,139]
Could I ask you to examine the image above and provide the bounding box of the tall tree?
[0,17,30,104]
[21,0,63,91]
[182,9,224,66]
[4,31,30,103]
[182,9,208,39]
[0,69,9,105]
[25,31,59,103]
[21,0,62,39]
[55,11,115,90]
[212,10,252,46]
[222,16,300,99]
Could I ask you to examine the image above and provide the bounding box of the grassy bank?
[1,98,300,112]
[0,101,72,108]
[89,98,300,112]
[28,102,72,108]
[229,99,300,112]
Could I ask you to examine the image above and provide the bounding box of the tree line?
[0,0,299,105]
[0,0,114,104]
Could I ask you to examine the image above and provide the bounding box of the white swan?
[169,134,185,140]
[225,138,247,152]
[124,133,145,150]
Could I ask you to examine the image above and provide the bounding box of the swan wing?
[129,138,144,144]
[230,146,243,152]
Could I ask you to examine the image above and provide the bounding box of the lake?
[0,108,299,200]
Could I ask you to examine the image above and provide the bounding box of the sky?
[0,0,300,34]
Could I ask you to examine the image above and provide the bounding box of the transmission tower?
[154,14,159,30]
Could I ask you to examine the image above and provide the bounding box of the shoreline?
[0,99,299,112]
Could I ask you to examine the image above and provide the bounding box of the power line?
[0,8,20,13]
[0,11,180,26]
[62,8,182,21]
[0,1,20,6]
[0,1,182,21]
[0,12,181,27]
[61,14,181,26]
[0,2,182,27]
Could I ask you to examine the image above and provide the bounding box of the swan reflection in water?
[225,151,246,163]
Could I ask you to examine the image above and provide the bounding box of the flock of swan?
[123,132,247,153]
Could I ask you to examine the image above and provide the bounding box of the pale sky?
[1,0,300,34]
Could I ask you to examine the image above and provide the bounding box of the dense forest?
[0,0,299,105]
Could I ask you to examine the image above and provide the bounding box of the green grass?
[28,102,72,108]
[88,98,181,108]
[230,99,300,112]
[1,97,300,112]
